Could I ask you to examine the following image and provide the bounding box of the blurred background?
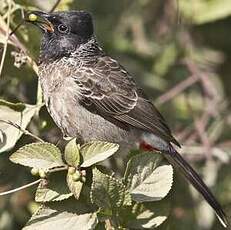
[0,0,231,229]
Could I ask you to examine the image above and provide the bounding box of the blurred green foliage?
[0,0,231,229]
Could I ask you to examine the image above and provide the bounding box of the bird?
[26,10,228,227]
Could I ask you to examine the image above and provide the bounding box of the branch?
[0,166,68,196]
[0,179,42,196]
[49,165,68,173]
[0,7,38,74]
[0,0,12,77]
[155,74,199,105]
[49,0,62,13]
[105,219,115,230]
[0,119,44,142]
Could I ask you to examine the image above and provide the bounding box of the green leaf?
[10,143,65,170]
[0,100,40,153]
[35,171,73,202]
[56,0,74,11]
[91,168,132,210]
[126,200,170,229]
[124,153,173,202]
[23,199,98,230]
[66,171,83,199]
[64,138,80,167]
[179,0,231,24]
[80,141,119,168]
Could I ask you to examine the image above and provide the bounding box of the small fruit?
[31,167,39,176]
[28,13,37,22]
[68,166,76,175]
[80,176,86,183]
[81,170,86,177]
[39,169,46,178]
[72,171,81,181]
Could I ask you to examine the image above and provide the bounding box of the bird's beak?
[26,11,54,33]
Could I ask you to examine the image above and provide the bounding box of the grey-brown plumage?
[28,10,228,227]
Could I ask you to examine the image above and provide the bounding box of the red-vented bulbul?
[27,10,228,227]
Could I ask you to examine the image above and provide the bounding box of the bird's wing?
[72,55,180,146]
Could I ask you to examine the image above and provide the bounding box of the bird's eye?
[57,24,68,33]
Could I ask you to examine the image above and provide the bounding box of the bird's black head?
[27,10,94,61]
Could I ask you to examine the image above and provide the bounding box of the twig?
[0,119,44,142]
[180,145,229,163]
[49,165,68,173]
[0,166,68,196]
[0,0,12,77]
[49,0,62,13]
[194,113,212,159]
[185,59,216,99]
[105,219,115,230]
[155,74,199,105]
[186,97,213,158]
[9,8,25,36]
[176,0,182,26]
[0,179,42,196]
[176,125,194,142]
[0,12,38,75]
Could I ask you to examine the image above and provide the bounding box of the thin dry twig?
[186,97,213,158]
[105,219,115,230]
[155,74,199,105]
[0,119,44,142]
[185,59,218,101]
[49,165,68,173]
[184,58,221,158]
[0,165,68,196]
[49,0,62,13]
[0,179,42,196]
[194,115,211,153]
[0,0,12,77]
[1,7,38,74]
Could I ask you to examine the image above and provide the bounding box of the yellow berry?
[28,13,37,22]
[31,167,39,176]
[81,170,86,177]
[80,176,86,183]
[72,171,81,181]
[39,169,46,178]
[68,167,76,175]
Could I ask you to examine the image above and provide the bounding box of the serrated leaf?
[124,153,173,202]
[35,171,73,202]
[10,143,65,170]
[0,100,41,153]
[126,200,170,229]
[131,165,173,202]
[91,168,131,210]
[66,172,83,199]
[64,138,80,167]
[80,141,119,168]
[23,199,98,230]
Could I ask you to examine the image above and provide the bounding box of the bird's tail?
[164,145,228,228]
